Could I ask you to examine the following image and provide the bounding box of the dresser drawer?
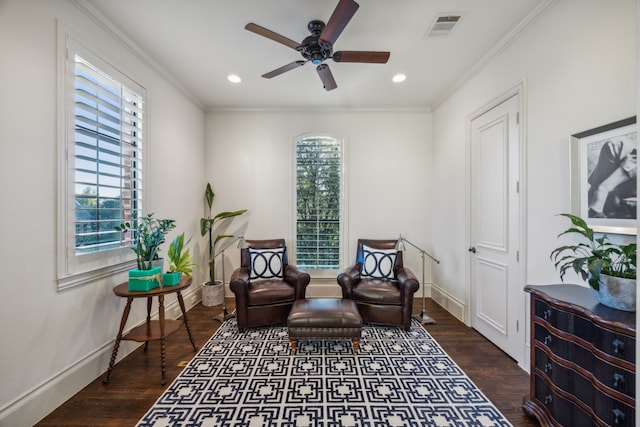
[574,315,636,364]
[598,329,636,364]
[534,374,594,426]
[593,391,635,427]
[534,299,573,330]
[594,361,635,399]
[535,347,595,406]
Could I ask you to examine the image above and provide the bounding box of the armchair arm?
[337,264,362,299]
[283,264,311,300]
[230,267,250,299]
[395,266,420,299]
[230,267,250,329]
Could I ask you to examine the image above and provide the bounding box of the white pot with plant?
[550,213,637,311]
[200,183,247,306]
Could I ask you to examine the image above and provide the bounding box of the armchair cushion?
[249,247,284,280]
[361,244,397,279]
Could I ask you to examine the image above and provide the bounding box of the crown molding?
[432,0,559,109]
[69,0,206,111]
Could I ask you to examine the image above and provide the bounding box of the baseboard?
[0,287,201,427]
[430,283,466,324]
[306,279,343,297]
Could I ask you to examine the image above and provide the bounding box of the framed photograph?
[570,116,637,235]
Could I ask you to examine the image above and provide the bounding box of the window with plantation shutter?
[57,30,146,289]
[73,56,144,255]
[295,135,344,273]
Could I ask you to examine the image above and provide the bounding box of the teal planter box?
[162,272,181,286]
[128,266,161,291]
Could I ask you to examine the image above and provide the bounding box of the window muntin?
[295,136,343,271]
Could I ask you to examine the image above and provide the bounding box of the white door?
[469,93,524,363]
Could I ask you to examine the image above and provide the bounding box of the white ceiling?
[85,0,545,111]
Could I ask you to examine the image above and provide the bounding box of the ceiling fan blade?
[332,50,390,64]
[316,64,337,91]
[262,61,306,79]
[319,0,359,47]
[245,23,300,50]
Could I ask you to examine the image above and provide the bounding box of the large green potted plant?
[200,183,247,306]
[550,213,636,311]
[115,213,176,291]
[163,233,200,286]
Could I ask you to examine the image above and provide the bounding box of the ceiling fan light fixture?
[392,74,406,83]
[227,74,242,83]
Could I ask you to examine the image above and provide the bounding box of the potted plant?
[163,233,200,286]
[115,213,176,291]
[550,213,636,311]
[200,183,247,306]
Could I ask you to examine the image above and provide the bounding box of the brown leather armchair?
[230,239,310,332]
[337,239,419,331]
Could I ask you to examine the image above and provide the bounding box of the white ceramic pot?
[592,275,636,312]
[202,280,224,307]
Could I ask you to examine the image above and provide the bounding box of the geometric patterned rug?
[136,319,512,427]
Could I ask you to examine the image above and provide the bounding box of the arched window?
[294,134,344,274]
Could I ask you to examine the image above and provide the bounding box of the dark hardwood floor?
[36,298,538,426]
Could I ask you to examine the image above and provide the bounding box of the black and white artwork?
[571,116,637,235]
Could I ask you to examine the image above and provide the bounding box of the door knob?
[468,247,476,253]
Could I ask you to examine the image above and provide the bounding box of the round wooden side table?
[103,276,197,385]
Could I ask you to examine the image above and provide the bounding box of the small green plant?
[115,213,176,270]
[550,213,636,291]
[167,233,200,278]
[200,183,247,284]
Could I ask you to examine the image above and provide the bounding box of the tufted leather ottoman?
[287,298,363,355]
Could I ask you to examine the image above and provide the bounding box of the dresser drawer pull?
[612,408,625,425]
[612,339,625,355]
[544,394,553,405]
[544,362,552,374]
[542,309,552,320]
[543,335,553,346]
[613,373,626,389]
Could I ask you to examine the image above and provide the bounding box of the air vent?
[425,14,463,38]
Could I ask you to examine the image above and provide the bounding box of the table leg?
[144,297,152,352]
[103,297,133,384]
[176,291,197,351]
[158,295,167,385]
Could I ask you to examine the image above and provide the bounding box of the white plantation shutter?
[73,56,144,255]
[295,136,343,271]
[57,31,147,289]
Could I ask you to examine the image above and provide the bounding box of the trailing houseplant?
[550,213,636,311]
[115,213,176,270]
[164,233,200,286]
[200,183,247,286]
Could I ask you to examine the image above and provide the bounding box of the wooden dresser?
[523,284,635,426]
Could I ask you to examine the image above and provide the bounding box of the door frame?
[464,80,529,370]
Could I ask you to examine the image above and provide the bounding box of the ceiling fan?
[245,0,390,91]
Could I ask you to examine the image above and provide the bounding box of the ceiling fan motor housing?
[299,20,333,65]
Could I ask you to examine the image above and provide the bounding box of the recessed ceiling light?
[392,74,406,83]
[227,74,242,83]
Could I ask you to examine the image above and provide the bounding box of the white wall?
[431,0,636,316]
[205,110,433,292]
[0,1,206,425]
